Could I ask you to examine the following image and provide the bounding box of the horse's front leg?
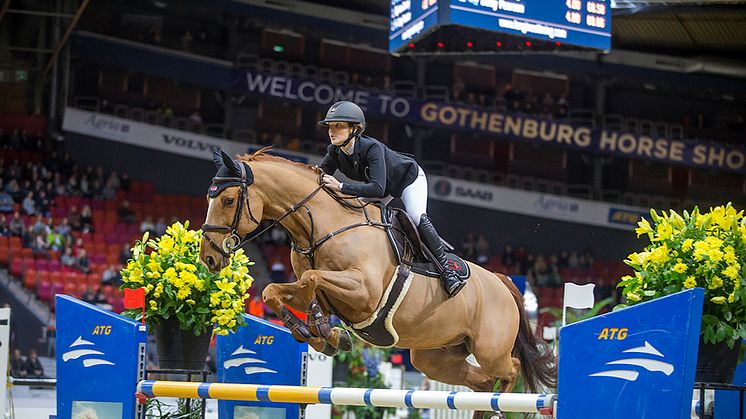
[262,282,314,343]
[298,269,373,353]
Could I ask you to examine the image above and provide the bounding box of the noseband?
[201,162,261,259]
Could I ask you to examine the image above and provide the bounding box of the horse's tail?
[498,273,558,392]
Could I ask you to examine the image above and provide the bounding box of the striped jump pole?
[136,380,556,415]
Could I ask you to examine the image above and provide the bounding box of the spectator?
[81,286,96,304]
[475,234,491,266]
[181,30,193,51]
[8,211,24,237]
[118,200,136,224]
[558,250,569,268]
[120,244,132,265]
[26,349,44,378]
[155,217,167,236]
[77,248,91,273]
[0,214,9,236]
[460,233,476,261]
[21,191,36,215]
[5,179,21,202]
[140,216,156,235]
[80,205,93,232]
[10,349,26,377]
[120,172,131,191]
[55,217,72,238]
[270,260,287,283]
[35,190,50,216]
[541,92,555,116]
[60,246,76,270]
[189,109,203,125]
[67,205,81,231]
[556,95,568,119]
[31,215,49,237]
[102,264,123,286]
[46,227,65,251]
[0,189,14,213]
[501,245,515,267]
[247,293,266,318]
[568,250,580,268]
[269,226,288,244]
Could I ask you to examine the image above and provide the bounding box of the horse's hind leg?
[411,346,500,419]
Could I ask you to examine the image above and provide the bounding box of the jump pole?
[136,380,557,415]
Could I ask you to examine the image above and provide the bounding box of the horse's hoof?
[320,342,339,357]
[335,328,353,352]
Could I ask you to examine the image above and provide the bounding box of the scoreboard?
[390,0,611,53]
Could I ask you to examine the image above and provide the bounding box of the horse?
[200,148,556,417]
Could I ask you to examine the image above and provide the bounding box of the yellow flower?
[626,251,649,267]
[635,218,653,237]
[216,329,229,336]
[626,292,641,302]
[149,300,158,310]
[684,276,697,288]
[647,244,670,266]
[723,265,739,280]
[186,299,196,305]
[673,263,688,273]
[710,296,726,305]
[653,222,673,242]
[728,293,736,303]
[681,239,694,252]
[708,276,723,290]
[176,288,191,300]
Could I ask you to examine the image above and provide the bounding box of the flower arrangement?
[120,221,254,336]
[618,203,746,348]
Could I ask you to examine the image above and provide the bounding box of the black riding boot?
[418,214,466,297]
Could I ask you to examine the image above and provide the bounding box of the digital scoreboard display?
[390,0,611,52]
[390,0,441,53]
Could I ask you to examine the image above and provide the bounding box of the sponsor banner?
[62,107,248,160]
[429,175,645,230]
[234,70,746,175]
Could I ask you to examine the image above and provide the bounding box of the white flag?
[564,282,596,310]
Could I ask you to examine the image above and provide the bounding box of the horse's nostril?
[206,256,215,268]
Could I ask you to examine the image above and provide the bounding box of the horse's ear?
[211,147,223,169]
[220,149,239,173]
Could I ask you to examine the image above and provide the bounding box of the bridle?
[201,161,390,267]
[201,162,263,259]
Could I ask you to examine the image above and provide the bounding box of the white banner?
[428,175,647,231]
[62,107,249,161]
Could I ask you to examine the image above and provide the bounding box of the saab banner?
[235,70,746,175]
[428,175,647,231]
[62,107,248,161]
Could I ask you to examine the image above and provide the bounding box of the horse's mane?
[236,146,322,177]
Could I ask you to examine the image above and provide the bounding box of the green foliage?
[145,398,201,419]
[618,204,746,349]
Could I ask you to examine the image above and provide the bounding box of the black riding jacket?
[319,135,419,198]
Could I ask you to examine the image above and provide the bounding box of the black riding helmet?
[317,101,366,147]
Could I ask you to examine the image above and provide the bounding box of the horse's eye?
[223,197,235,206]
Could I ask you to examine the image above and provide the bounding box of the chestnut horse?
[200,149,556,415]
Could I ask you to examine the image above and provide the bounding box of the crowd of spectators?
[452,79,570,119]
[10,348,45,378]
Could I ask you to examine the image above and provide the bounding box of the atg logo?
[589,341,674,382]
[223,344,277,375]
[61,336,115,367]
[533,196,579,215]
[608,208,646,226]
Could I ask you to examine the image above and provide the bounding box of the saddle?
[380,203,470,280]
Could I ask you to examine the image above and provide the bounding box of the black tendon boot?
[418,214,466,297]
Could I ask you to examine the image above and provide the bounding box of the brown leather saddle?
[380,203,470,280]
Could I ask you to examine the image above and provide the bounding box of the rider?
[317,100,466,298]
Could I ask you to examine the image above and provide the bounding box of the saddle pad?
[349,265,413,348]
[410,253,471,280]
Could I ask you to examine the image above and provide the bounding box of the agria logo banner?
[558,289,703,419]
